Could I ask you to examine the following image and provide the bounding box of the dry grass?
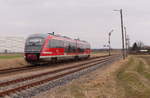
[34,55,150,98]
[0,58,28,70]
[91,50,121,57]
[116,55,150,98]
[0,53,27,70]
[33,55,126,98]
[0,52,109,70]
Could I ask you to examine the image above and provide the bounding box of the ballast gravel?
[10,56,121,98]
[0,56,120,98]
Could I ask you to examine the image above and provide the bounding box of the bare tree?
[136,41,144,50]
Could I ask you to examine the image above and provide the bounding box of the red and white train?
[24,33,91,64]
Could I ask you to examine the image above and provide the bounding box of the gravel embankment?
[33,55,125,98]
[11,56,121,98]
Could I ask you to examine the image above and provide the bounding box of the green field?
[0,54,23,59]
[116,55,150,98]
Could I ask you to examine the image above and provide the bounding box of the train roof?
[27,33,89,44]
[48,33,89,43]
[27,33,48,38]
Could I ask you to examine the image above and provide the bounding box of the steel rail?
[0,55,109,75]
[0,56,111,87]
[0,55,119,97]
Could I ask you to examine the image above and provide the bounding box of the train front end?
[24,34,47,64]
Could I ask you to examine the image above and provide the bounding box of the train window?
[72,42,77,52]
[83,43,90,50]
[64,41,77,53]
[25,37,45,52]
[64,41,69,52]
[48,39,64,48]
[77,43,85,53]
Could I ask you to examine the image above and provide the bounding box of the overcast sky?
[0,0,149,48]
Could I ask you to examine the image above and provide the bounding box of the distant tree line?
[131,41,144,51]
[131,41,150,54]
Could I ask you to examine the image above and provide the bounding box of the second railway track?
[0,55,109,75]
[0,54,120,97]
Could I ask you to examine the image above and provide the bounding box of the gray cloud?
[0,0,150,48]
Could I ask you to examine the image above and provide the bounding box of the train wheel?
[87,55,90,59]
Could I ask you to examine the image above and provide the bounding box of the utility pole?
[108,30,114,56]
[124,27,128,57]
[120,9,125,59]
[126,35,130,53]
[114,9,125,59]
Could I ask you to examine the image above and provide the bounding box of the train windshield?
[25,37,45,53]
[26,37,44,46]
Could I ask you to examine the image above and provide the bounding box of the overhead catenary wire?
[0,36,25,53]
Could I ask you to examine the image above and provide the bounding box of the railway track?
[0,54,120,97]
[0,55,109,75]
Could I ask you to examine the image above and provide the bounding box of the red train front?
[24,33,91,64]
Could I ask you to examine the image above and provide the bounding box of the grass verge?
[116,55,150,98]
[0,54,23,59]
